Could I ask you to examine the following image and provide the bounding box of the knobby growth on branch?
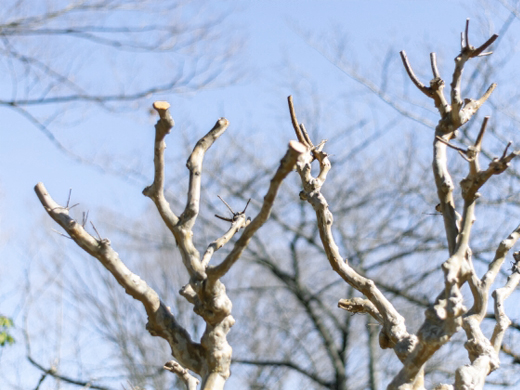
[34,19,520,390]
[288,19,520,390]
[35,101,304,390]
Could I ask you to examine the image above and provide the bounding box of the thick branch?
[143,102,229,279]
[404,22,498,259]
[391,22,506,390]
[207,141,306,280]
[483,225,520,291]
[142,101,179,233]
[453,251,520,390]
[491,258,520,352]
[34,182,204,374]
[287,97,414,369]
[182,118,230,229]
[433,135,459,255]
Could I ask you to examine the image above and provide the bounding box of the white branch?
[164,360,200,390]
[143,102,229,279]
[201,215,250,268]
[207,140,306,280]
[34,182,204,374]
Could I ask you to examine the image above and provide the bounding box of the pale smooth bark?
[35,101,303,390]
[33,19,520,390]
[288,19,520,390]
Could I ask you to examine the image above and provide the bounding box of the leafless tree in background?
[0,0,238,176]
[31,18,520,390]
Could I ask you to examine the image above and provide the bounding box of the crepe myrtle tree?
[35,20,520,390]
[287,20,520,390]
[34,101,304,390]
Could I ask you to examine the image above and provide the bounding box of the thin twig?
[435,136,467,154]
[300,123,314,148]
[241,198,251,213]
[215,214,233,223]
[430,52,440,79]
[90,221,102,241]
[51,229,72,240]
[501,142,513,160]
[66,188,72,208]
[217,195,235,214]
[464,18,470,48]
[474,116,489,150]
[82,210,89,227]
[34,373,47,390]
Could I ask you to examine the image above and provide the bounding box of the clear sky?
[2,0,520,388]
[0,1,497,228]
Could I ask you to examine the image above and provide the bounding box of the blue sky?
[0,1,487,228]
[2,0,520,388]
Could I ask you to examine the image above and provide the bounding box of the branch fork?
[286,19,518,390]
[288,96,415,366]
[394,20,520,390]
[35,100,304,390]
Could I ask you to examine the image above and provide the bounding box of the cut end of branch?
[34,182,55,211]
[217,117,230,127]
[153,101,173,123]
[153,101,171,111]
[288,140,308,154]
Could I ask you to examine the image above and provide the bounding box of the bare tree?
[286,20,520,389]
[32,18,520,390]
[34,101,302,389]
[0,0,238,175]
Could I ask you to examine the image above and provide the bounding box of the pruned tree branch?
[287,96,417,373]
[285,19,520,390]
[34,182,204,375]
[36,100,303,390]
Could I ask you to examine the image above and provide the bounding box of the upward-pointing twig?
[218,195,235,214]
